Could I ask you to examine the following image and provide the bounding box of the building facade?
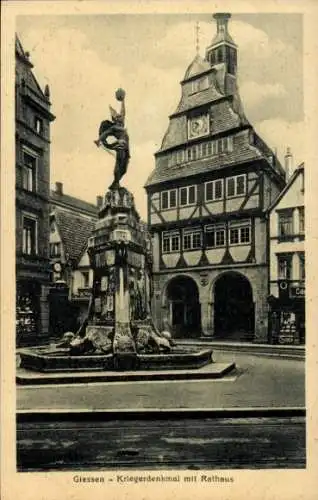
[145,13,286,342]
[268,163,305,344]
[49,182,99,335]
[15,36,55,347]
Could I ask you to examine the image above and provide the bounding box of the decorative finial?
[195,22,200,55]
[44,84,50,99]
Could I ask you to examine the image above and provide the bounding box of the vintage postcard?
[1,1,318,499]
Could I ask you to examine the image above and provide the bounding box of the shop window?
[22,216,37,255]
[299,252,305,281]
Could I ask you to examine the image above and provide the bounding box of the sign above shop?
[290,286,305,298]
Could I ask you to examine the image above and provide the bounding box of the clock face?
[188,115,209,139]
[53,262,62,273]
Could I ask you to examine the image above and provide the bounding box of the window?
[278,210,293,238]
[226,174,246,198]
[191,76,209,94]
[168,150,185,167]
[226,136,234,152]
[82,271,90,288]
[229,220,251,246]
[205,179,223,202]
[161,189,177,210]
[299,253,305,281]
[227,177,235,197]
[34,117,43,135]
[183,228,202,250]
[22,150,37,191]
[219,138,226,153]
[183,137,234,164]
[236,175,246,195]
[179,185,196,206]
[177,149,184,164]
[49,242,61,257]
[299,207,305,234]
[22,216,37,255]
[228,47,237,75]
[278,254,292,280]
[205,224,225,248]
[162,231,180,253]
[191,80,199,93]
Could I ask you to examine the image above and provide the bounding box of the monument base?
[18,345,214,373]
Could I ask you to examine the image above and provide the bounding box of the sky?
[16,12,303,219]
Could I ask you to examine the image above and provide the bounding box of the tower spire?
[206,12,237,76]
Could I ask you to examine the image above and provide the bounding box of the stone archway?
[213,271,254,341]
[166,275,201,338]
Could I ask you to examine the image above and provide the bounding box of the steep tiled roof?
[174,85,223,115]
[145,142,263,187]
[268,163,304,213]
[54,210,95,264]
[50,191,98,217]
[16,35,48,103]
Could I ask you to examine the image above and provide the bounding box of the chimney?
[96,195,103,209]
[284,147,293,181]
[55,182,63,195]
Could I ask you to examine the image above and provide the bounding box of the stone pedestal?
[85,186,154,368]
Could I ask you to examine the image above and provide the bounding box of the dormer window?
[190,76,209,94]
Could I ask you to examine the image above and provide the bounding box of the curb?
[178,341,305,360]
[16,362,236,386]
[16,407,306,423]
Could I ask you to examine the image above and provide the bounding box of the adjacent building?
[49,182,99,334]
[15,36,55,346]
[268,162,305,344]
[145,13,286,342]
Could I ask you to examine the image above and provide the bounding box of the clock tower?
[145,13,286,343]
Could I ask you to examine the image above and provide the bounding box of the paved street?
[17,351,305,410]
[17,415,306,471]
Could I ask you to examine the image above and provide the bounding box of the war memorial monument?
[18,90,235,381]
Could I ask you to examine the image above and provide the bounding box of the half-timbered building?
[145,13,286,342]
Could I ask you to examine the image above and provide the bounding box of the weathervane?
[195,21,200,55]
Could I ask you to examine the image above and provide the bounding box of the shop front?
[268,281,305,345]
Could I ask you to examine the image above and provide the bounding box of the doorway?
[214,272,254,341]
[166,276,201,338]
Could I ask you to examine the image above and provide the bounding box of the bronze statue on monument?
[94,88,130,190]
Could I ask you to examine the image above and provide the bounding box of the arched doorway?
[214,272,254,341]
[166,276,201,338]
